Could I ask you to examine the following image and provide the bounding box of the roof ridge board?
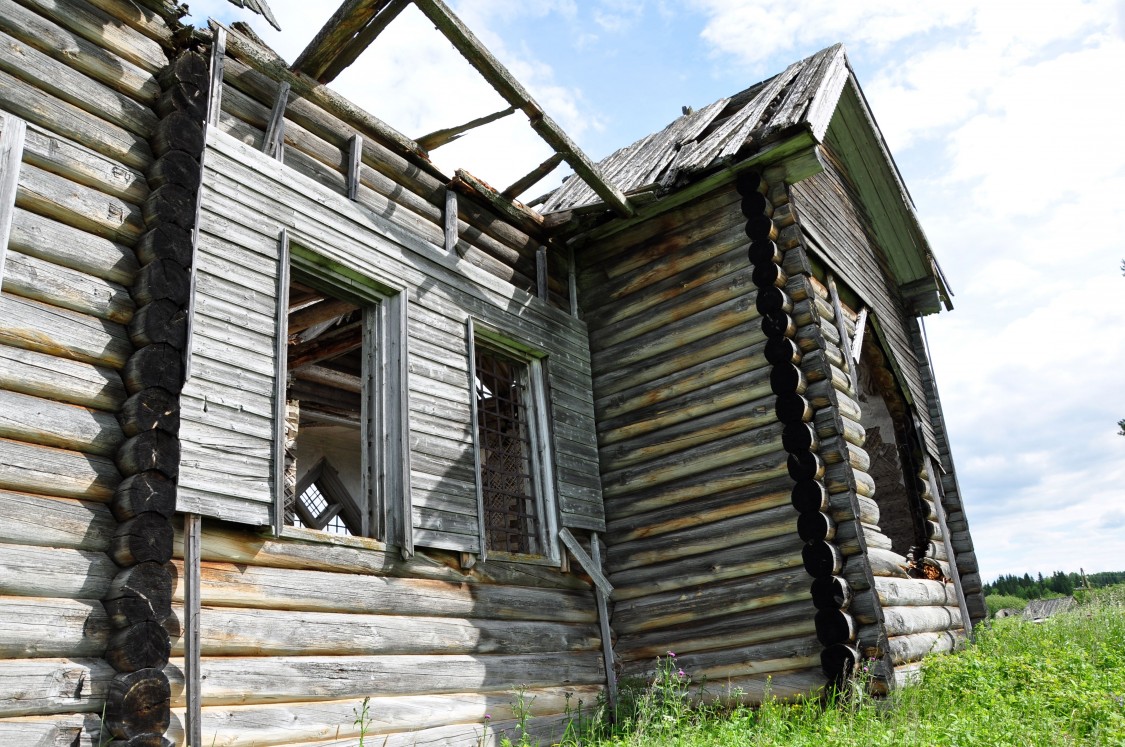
[804,46,851,142]
[766,44,842,137]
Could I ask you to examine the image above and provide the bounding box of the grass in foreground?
[549,586,1125,747]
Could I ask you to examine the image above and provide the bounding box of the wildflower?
[667,651,676,658]
[484,714,491,721]
[677,669,686,678]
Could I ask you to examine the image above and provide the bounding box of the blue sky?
[186,0,1125,581]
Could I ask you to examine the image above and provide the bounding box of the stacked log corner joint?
[737,170,863,690]
[101,45,209,746]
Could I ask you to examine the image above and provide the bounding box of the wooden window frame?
[273,233,413,555]
[467,318,560,565]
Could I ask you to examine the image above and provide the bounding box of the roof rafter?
[292,0,396,83]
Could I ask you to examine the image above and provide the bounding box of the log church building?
[0,0,984,744]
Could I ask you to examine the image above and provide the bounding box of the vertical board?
[0,113,26,286]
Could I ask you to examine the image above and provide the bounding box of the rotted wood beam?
[291,0,389,81]
[501,152,564,200]
[411,0,634,218]
[319,0,411,84]
[416,105,517,151]
[452,168,543,236]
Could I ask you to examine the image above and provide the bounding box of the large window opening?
[856,331,929,560]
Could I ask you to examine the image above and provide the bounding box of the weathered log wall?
[165,521,604,746]
[575,178,829,698]
[0,1,184,743]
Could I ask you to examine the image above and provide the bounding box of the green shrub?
[985,593,1028,617]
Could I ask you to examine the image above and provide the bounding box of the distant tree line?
[984,571,1125,600]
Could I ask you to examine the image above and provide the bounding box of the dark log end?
[113,472,177,520]
[133,258,192,308]
[774,393,812,424]
[782,421,817,453]
[152,111,205,159]
[755,285,792,315]
[764,336,801,366]
[146,149,202,191]
[787,450,825,482]
[117,735,174,747]
[116,430,180,480]
[112,513,175,566]
[748,240,782,266]
[751,260,786,289]
[157,81,207,123]
[802,540,843,578]
[791,479,829,513]
[810,575,852,611]
[107,621,171,672]
[105,561,174,625]
[128,300,188,350]
[770,362,806,396]
[735,171,766,197]
[106,669,171,740]
[797,511,834,543]
[820,643,860,683]
[119,387,180,438]
[743,213,776,243]
[136,225,193,268]
[143,184,196,232]
[158,51,208,88]
[814,608,857,647]
[739,191,769,219]
[760,309,795,340]
[123,344,185,395]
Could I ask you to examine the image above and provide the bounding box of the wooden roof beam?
[417,105,516,151]
[411,0,634,218]
[502,152,564,201]
[292,0,391,82]
[319,0,411,84]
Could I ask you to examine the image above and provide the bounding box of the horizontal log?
[695,667,826,705]
[0,344,127,412]
[0,437,120,500]
[21,120,147,204]
[623,634,823,682]
[171,560,598,623]
[164,656,602,706]
[607,503,796,573]
[882,605,963,638]
[0,542,116,600]
[607,484,789,544]
[825,462,875,497]
[0,713,100,746]
[0,596,109,658]
[617,599,816,659]
[0,293,133,369]
[866,547,911,579]
[171,523,592,591]
[612,566,811,634]
[17,162,144,243]
[0,490,114,551]
[610,532,806,601]
[843,588,882,625]
[8,207,138,285]
[0,389,125,457]
[167,605,600,657]
[885,629,966,665]
[0,657,114,717]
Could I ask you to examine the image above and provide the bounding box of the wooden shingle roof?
[543,44,848,213]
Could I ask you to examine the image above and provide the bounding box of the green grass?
[554,585,1125,747]
[985,593,1029,617]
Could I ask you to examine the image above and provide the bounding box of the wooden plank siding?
[181,128,605,550]
[0,0,170,740]
[576,181,826,693]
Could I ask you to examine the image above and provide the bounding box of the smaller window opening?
[291,462,361,536]
[474,344,542,556]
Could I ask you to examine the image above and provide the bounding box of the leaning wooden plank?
[0,294,132,369]
[557,528,612,596]
[171,559,597,622]
[0,657,114,717]
[0,29,159,137]
[0,596,109,658]
[0,436,119,500]
[0,113,24,287]
[2,252,134,323]
[0,490,114,550]
[12,0,167,73]
[16,163,145,244]
[164,658,601,706]
[168,605,599,657]
[0,0,160,103]
[0,542,117,599]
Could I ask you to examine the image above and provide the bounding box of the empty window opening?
[284,276,371,537]
[474,345,541,555]
[857,332,929,559]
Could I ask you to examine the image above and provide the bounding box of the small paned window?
[290,460,361,536]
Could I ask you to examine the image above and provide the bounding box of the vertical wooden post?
[535,246,548,301]
[262,81,291,162]
[183,513,203,747]
[207,27,226,128]
[589,533,617,715]
[0,113,26,287]
[924,455,973,639]
[272,229,292,537]
[347,134,363,201]
[444,189,458,253]
[466,318,486,562]
[826,273,859,395]
[567,244,578,318]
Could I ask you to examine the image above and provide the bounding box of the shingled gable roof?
[544,43,952,314]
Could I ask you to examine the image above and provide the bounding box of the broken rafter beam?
[411,0,634,218]
[288,321,363,370]
[319,0,411,84]
[292,0,390,82]
[229,0,281,32]
[417,106,517,152]
[453,169,543,236]
[501,152,564,201]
